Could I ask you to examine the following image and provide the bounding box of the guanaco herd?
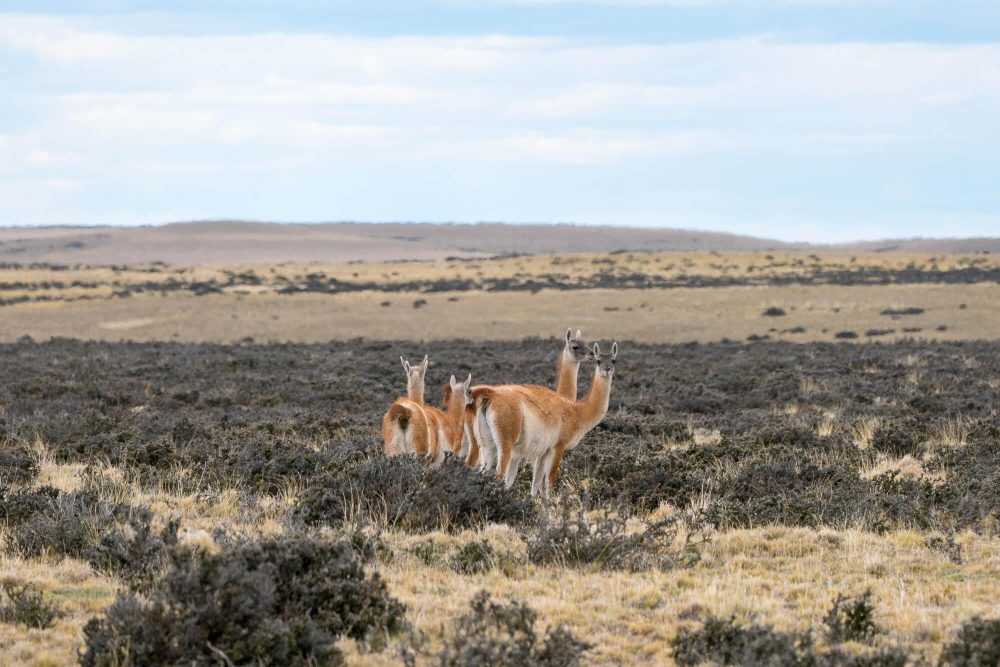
[381,329,617,497]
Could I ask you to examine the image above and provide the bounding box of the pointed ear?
[420,355,429,374]
[401,356,410,373]
[591,342,600,358]
[464,373,472,390]
[449,374,457,385]
[575,329,583,340]
[611,342,618,359]
[565,328,573,344]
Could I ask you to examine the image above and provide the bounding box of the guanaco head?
[564,328,594,362]
[591,342,618,379]
[450,373,474,405]
[400,355,429,396]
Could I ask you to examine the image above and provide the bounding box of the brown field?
[1,250,998,344]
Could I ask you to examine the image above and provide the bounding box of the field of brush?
[0,336,998,665]
[2,250,999,344]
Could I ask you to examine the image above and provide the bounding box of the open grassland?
[0,338,998,665]
[1,251,998,344]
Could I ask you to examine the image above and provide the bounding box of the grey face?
[565,328,594,362]
[591,342,618,378]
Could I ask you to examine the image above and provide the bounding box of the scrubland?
[0,337,998,665]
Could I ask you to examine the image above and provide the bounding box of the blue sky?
[1,1,998,242]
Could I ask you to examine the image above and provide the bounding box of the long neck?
[444,393,466,438]
[554,348,580,400]
[407,376,424,404]
[571,367,612,430]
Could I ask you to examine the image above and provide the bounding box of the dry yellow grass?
[1,251,997,344]
[1,282,996,344]
[2,459,998,665]
[340,525,1000,665]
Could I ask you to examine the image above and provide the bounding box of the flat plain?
[0,247,998,665]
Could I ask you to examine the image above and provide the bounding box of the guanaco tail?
[470,341,617,497]
[461,328,592,469]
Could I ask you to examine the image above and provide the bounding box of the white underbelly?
[516,407,560,460]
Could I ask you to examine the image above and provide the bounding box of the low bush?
[823,589,881,644]
[402,591,591,667]
[81,537,405,667]
[0,582,63,629]
[938,616,1000,667]
[526,499,705,572]
[0,445,38,486]
[3,488,177,591]
[295,455,536,532]
[450,540,500,574]
[671,614,907,666]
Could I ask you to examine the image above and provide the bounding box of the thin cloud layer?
[1,10,998,240]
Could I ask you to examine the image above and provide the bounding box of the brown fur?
[381,398,431,456]
[463,329,589,467]
[474,343,616,495]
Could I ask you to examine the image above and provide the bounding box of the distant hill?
[0,221,995,265]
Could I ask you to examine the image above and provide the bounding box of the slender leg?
[547,445,566,497]
[504,452,522,488]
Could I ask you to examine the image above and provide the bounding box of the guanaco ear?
[611,341,618,359]
[401,356,410,373]
[449,374,457,385]
[575,329,583,340]
[463,374,474,404]
[591,342,601,358]
[419,355,429,375]
[463,374,472,390]
[565,328,573,344]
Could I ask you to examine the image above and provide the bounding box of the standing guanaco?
[461,328,591,469]
[471,341,617,496]
[400,355,429,404]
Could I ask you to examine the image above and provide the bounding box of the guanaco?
[461,328,591,469]
[471,341,617,496]
[382,365,472,459]
[400,355,429,404]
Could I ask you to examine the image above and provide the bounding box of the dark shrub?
[672,614,907,667]
[671,615,811,666]
[881,307,924,317]
[450,540,499,574]
[763,307,787,317]
[403,591,591,667]
[835,331,859,339]
[0,581,63,629]
[865,329,895,337]
[295,456,535,532]
[526,499,705,571]
[939,616,1000,667]
[823,590,881,644]
[0,485,59,525]
[5,487,177,591]
[87,512,179,592]
[81,537,405,667]
[0,445,38,486]
[870,418,925,458]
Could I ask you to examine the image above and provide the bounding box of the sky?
[1,1,999,242]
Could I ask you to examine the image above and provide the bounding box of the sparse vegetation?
[81,537,405,666]
[0,336,998,664]
[402,591,591,667]
[0,582,63,630]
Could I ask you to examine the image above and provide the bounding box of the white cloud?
[1,12,999,232]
